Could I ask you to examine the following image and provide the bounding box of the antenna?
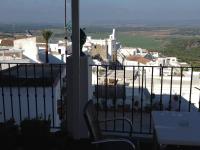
[12,24,15,38]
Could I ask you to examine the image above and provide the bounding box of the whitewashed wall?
[0,85,61,127]
[14,37,39,62]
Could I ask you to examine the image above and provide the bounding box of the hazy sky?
[1,0,200,25]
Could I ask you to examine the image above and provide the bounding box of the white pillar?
[71,0,81,139]
[66,56,91,139]
[66,0,90,139]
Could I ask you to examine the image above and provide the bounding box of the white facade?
[166,57,179,66]
[136,48,148,56]
[0,64,66,127]
[157,57,179,67]
[57,41,72,55]
[14,37,39,62]
[119,47,138,57]
[37,41,72,63]
[0,82,62,127]
[38,41,70,56]
[0,50,23,61]
[149,51,159,58]
[124,59,155,75]
[83,29,120,61]
[118,47,150,66]
[49,43,58,52]
[123,59,139,68]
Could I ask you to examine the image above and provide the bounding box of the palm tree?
[42,30,53,63]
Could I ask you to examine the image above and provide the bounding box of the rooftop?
[0,39,14,47]
[144,53,156,61]
[14,35,35,40]
[0,64,65,87]
[126,56,150,64]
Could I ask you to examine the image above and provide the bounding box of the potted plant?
[20,116,51,148]
[0,118,18,134]
[152,101,164,110]
[144,104,152,113]
[51,120,72,150]
[0,118,19,149]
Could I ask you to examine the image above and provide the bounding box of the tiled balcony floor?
[1,132,200,150]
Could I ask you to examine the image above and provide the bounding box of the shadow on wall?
[92,84,198,112]
[38,50,65,64]
[153,94,198,112]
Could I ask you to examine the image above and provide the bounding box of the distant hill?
[0,24,61,33]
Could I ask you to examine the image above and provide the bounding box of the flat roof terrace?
[0,64,65,87]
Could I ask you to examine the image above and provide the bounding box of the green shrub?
[0,118,18,135]
[20,117,51,136]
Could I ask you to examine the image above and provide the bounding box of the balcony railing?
[0,63,66,129]
[91,64,200,135]
[0,63,200,135]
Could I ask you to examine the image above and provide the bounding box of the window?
[58,49,61,54]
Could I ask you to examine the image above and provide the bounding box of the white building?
[118,47,137,57]
[83,29,121,61]
[148,50,159,58]
[0,50,23,61]
[49,41,72,56]
[157,57,179,67]
[14,37,39,62]
[37,40,72,63]
[119,55,151,67]
[119,47,148,57]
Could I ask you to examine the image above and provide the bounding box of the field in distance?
[87,26,200,67]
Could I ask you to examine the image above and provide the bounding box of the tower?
[112,28,116,40]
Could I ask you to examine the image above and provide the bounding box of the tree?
[42,30,53,63]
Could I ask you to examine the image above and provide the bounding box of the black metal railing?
[0,63,66,129]
[91,65,200,135]
[1,63,200,134]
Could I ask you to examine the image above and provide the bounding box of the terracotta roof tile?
[0,39,14,47]
[126,55,150,64]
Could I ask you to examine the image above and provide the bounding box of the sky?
[1,0,200,25]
